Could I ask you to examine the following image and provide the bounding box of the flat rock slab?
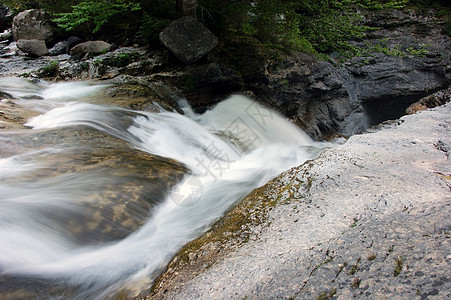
[159,16,219,64]
[149,104,451,299]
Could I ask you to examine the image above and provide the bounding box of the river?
[0,77,324,299]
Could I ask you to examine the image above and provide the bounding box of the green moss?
[151,159,320,295]
[38,60,59,78]
[348,257,361,275]
[317,287,336,300]
[394,255,404,277]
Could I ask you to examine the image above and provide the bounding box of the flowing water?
[0,77,324,299]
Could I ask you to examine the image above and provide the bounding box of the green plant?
[39,60,59,77]
[137,13,172,43]
[104,52,138,67]
[317,287,337,300]
[394,255,404,276]
[405,44,430,56]
[53,0,141,34]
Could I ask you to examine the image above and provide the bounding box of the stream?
[0,77,324,299]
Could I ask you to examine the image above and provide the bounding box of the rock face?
[0,5,11,32]
[217,10,451,139]
[70,40,112,55]
[159,16,219,64]
[148,104,451,300]
[16,39,48,57]
[12,9,53,43]
[406,88,451,114]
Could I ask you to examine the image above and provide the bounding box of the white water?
[0,78,324,298]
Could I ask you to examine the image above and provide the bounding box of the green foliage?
[104,52,139,67]
[53,0,140,34]
[136,0,177,44]
[2,0,79,13]
[137,13,172,44]
[394,255,404,276]
[39,60,59,77]
[199,0,409,56]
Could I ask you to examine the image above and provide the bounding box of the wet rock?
[0,91,14,99]
[16,39,48,57]
[12,9,53,43]
[159,16,219,64]
[104,75,183,112]
[0,99,40,129]
[70,40,112,55]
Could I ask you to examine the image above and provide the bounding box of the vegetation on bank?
[1,0,449,57]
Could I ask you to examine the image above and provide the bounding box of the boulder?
[12,9,53,43]
[70,41,112,55]
[159,16,218,64]
[48,41,67,56]
[16,39,48,57]
[0,29,12,42]
[66,36,82,54]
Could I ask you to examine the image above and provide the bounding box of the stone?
[48,41,67,56]
[66,36,82,54]
[0,29,12,42]
[12,9,53,43]
[16,39,48,57]
[406,88,451,114]
[159,16,218,64]
[70,40,112,55]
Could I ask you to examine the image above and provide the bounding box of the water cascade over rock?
[0,77,324,299]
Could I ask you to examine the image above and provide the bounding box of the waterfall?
[0,78,325,299]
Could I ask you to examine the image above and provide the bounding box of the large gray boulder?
[12,9,53,43]
[159,16,218,64]
[70,41,112,55]
[16,39,48,57]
